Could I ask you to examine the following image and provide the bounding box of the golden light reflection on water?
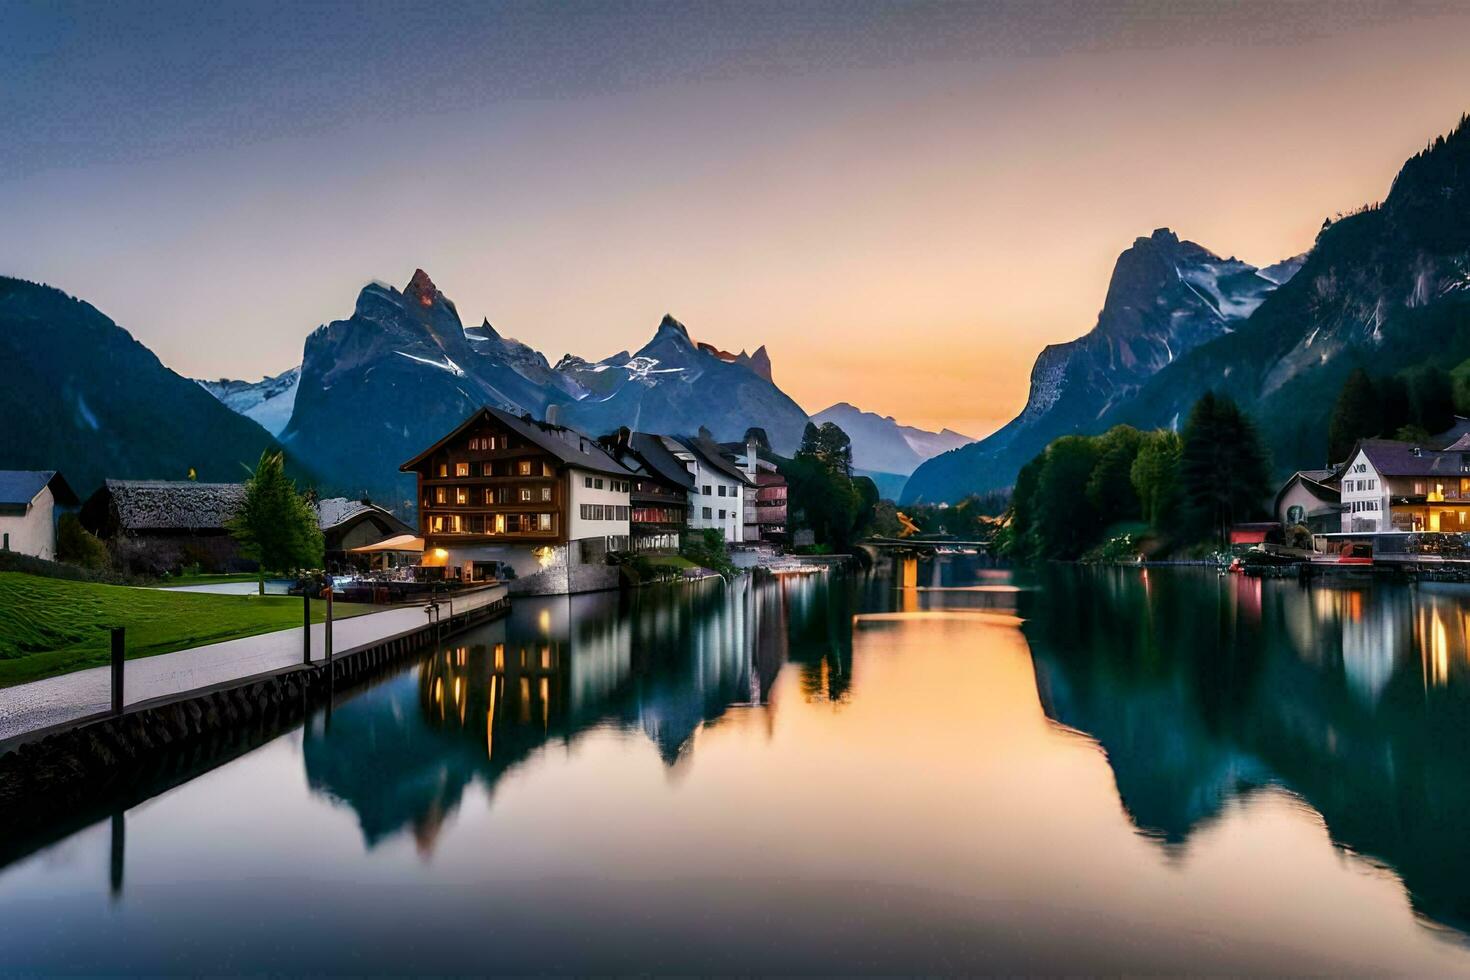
[7,564,1470,973]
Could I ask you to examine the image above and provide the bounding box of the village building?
[400,406,635,587]
[599,428,693,552]
[81,480,251,573]
[0,470,78,561]
[660,430,754,544]
[317,497,416,569]
[1336,437,1470,533]
[717,430,788,544]
[81,479,411,574]
[1274,469,1342,533]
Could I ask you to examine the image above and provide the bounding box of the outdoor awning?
[348,534,424,554]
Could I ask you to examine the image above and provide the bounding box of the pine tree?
[1327,369,1380,465]
[229,450,324,594]
[1180,392,1270,546]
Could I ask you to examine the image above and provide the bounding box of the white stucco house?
[1337,436,1470,533]
[660,431,755,544]
[0,470,80,561]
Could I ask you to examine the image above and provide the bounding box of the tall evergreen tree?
[1407,365,1455,435]
[1378,373,1412,436]
[229,450,324,594]
[1327,369,1380,464]
[1180,392,1271,546]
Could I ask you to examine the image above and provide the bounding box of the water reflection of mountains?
[1025,566,1470,935]
[302,574,855,854]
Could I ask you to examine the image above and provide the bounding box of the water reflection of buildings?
[303,573,838,853]
[1024,567,1470,936]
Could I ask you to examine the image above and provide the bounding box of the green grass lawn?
[151,571,271,588]
[0,572,375,688]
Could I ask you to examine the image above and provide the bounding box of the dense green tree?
[797,422,854,478]
[1451,357,1470,416]
[229,450,324,594]
[56,513,110,571]
[783,422,877,551]
[1003,454,1046,561]
[1327,368,1380,464]
[1084,425,1144,526]
[1179,392,1272,546]
[1130,429,1183,529]
[1378,373,1411,436]
[1033,436,1100,559]
[1406,365,1455,435]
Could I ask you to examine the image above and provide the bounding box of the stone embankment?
[0,592,508,844]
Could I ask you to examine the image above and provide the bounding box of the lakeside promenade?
[0,587,505,745]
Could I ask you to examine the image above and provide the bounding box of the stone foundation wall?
[0,597,508,844]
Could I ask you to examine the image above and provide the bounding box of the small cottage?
[0,470,79,561]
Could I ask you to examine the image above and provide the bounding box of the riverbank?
[0,584,509,842]
[0,572,376,688]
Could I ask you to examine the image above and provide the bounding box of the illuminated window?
[518,460,532,476]
[431,515,444,532]
[494,514,506,534]
[449,515,461,532]
[520,488,533,502]
[434,487,446,504]
[538,513,552,531]
[542,462,554,477]
[540,487,552,502]
[484,489,494,505]
[456,487,468,504]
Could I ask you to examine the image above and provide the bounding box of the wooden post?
[325,587,334,664]
[110,627,125,715]
[302,593,311,664]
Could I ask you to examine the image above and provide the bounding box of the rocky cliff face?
[904,229,1294,502]
[553,315,809,453]
[1103,114,1470,472]
[265,279,810,507]
[281,270,564,509]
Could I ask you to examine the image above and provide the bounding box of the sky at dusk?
[3,0,1469,437]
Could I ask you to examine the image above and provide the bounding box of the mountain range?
[191,272,964,509]
[906,112,1470,503]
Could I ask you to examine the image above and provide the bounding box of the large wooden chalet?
[400,406,636,582]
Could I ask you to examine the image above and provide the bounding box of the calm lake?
[5,561,1470,973]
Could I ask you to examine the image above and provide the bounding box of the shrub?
[56,513,110,571]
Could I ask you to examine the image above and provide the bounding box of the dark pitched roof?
[668,433,756,486]
[619,432,696,490]
[400,406,634,478]
[1274,470,1342,514]
[0,470,78,508]
[315,497,415,536]
[1348,439,1470,478]
[100,480,246,531]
